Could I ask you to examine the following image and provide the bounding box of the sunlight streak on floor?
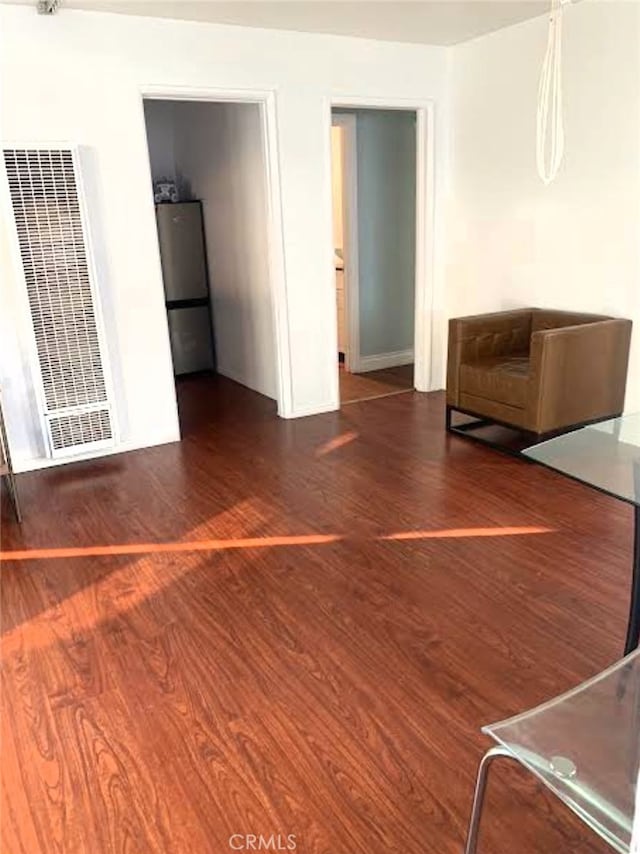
[0,525,555,562]
[315,431,359,457]
[0,533,343,562]
[379,526,554,541]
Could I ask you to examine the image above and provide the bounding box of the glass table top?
[485,650,640,853]
[524,414,640,507]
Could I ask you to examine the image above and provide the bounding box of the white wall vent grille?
[4,147,116,457]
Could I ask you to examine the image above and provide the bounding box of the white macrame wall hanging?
[537,0,572,184]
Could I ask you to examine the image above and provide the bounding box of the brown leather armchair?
[446,308,632,437]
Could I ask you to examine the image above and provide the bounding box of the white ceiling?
[6,0,552,45]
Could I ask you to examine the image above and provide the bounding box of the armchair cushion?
[459,355,529,409]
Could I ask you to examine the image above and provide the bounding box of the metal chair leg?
[464,746,517,854]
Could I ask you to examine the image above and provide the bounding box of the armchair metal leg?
[464,746,517,854]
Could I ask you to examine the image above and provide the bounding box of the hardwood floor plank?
[1,375,622,852]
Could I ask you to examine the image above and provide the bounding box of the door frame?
[325,96,435,395]
[331,113,359,373]
[139,84,293,419]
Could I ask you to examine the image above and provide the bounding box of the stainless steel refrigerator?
[155,201,215,376]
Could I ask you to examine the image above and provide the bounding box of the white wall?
[143,99,177,184]
[0,4,449,471]
[448,0,640,409]
[351,109,416,360]
[174,100,276,399]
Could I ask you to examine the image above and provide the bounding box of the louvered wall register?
[4,147,116,457]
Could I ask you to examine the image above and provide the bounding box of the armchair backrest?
[530,309,611,334]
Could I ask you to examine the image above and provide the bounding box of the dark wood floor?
[339,363,413,404]
[1,374,629,853]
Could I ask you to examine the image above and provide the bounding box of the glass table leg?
[623,505,640,655]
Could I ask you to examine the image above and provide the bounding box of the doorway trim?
[139,84,293,419]
[331,113,359,373]
[326,96,435,398]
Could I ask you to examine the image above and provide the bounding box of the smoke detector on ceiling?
[37,0,60,13]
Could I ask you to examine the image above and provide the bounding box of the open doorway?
[331,108,417,406]
[142,97,279,432]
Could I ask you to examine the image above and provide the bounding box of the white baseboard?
[352,349,414,374]
[13,432,181,474]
